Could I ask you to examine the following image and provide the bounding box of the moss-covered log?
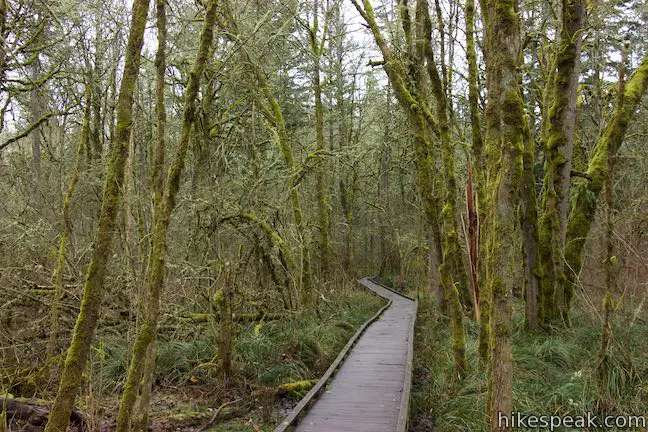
[43,1,151,430]
[1,398,85,430]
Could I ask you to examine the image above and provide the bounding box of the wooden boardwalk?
[276,277,417,432]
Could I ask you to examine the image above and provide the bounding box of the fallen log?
[181,312,285,323]
[251,379,317,399]
[0,397,85,430]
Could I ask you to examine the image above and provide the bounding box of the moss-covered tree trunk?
[564,53,648,313]
[538,0,586,326]
[480,0,525,428]
[115,2,218,430]
[308,0,332,278]
[419,0,471,311]
[43,1,151,431]
[46,82,91,364]
[132,2,167,430]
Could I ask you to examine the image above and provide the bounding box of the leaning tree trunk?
[115,2,218,430]
[43,1,150,431]
[564,52,648,314]
[480,0,526,429]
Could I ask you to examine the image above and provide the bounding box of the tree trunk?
[132,2,167,430]
[116,2,218,430]
[538,0,586,326]
[480,0,525,428]
[419,0,471,311]
[520,130,541,331]
[309,0,332,278]
[44,1,151,431]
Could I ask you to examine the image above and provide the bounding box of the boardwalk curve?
[275,277,418,432]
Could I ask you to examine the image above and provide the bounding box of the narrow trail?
[276,277,417,432]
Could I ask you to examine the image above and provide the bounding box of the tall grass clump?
[410,293,648,432]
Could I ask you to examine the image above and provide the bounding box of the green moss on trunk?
[480,0,525,428]
[115,2,218,430]
[538,0,586,327]
[565,52,648,307]
[44,1,151,430]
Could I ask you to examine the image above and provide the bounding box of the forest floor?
[1,282,385,431]
[409,290,648,432]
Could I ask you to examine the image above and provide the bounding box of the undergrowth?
[410,293,648,432]
[81,283,384,429]
[235,288,383,387]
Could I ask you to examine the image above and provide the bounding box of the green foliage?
[411,295,648,431]
[90,288,383,393]
[235,289,384,387]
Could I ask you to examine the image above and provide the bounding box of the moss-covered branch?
[564,51,648,311]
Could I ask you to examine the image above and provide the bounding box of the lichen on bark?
[44,2,151,432]
[115,2,219,430]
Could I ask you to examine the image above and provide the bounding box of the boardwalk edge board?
[274,281,392,432]
[368,276,417,301]
[397,293,418,432]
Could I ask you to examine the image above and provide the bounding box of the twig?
[200,398,243,431]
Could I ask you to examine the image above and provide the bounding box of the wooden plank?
[274,285,392,432]
[275,277,417,432]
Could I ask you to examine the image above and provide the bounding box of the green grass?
[410,294,648,432]
[86,284,385,429]
[234,287,385,387]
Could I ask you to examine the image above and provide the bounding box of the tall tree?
[480,0,526,428]
[304,0,333,278]
[44,0,151,429]
[116,1,219,429]
[538,0,586,325]
[132,0,167,430]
